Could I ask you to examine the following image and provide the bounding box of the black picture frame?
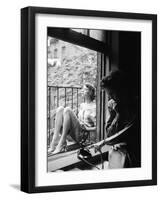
[21,6,157,193]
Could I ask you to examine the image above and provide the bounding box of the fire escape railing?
[47,85,83,145]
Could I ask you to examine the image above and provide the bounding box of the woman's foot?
[52,143,67,155]
[48,147,56,154]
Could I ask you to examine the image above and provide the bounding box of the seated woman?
[48,83,96,154]
[95,70,141,168]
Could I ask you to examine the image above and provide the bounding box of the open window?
[47,28,141,172]
[47,28,109,152]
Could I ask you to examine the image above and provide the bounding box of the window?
[47,28,118,172]
[47,37,97,147]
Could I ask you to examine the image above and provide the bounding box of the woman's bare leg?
[49,106,64,150]
[54,107,79,153]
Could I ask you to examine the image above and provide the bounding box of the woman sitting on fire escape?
[48,83,96,154]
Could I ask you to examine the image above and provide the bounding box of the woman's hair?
[101,70,123,90]
[84,83,95,101]
[101,70,137,103]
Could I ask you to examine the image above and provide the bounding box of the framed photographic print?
[21,6,157,193]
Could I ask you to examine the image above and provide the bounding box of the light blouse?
[78,102,96,127]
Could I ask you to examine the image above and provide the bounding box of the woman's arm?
[78,103,84,122]
[84,115,96,127]
[82,125,96,131]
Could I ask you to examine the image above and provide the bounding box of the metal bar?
[97,52,102,142]
[48,87,51,145]
[57,87,59,107]
[101,54,105,140]
[49,85,81,89]
[65,88,66,107]
[71,88,73,109]
[77,89,78,116]
[54,96,56,110]
[103,55,107,139]
[48,86,82,117]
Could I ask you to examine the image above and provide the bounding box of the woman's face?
[81,85,90,97]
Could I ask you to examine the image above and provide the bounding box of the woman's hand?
[80,122,96,131]
[93,140,105,153]
[80,123,87,130]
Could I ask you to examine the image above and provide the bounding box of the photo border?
[21,6,157,193]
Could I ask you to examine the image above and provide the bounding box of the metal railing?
[47,85,83,144]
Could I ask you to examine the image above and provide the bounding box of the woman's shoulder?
[90,102,96,108]
[85,102,96,108]
[80,103,87,110]
[80,102,96,110]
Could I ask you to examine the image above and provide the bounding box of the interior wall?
[110,31,119,72]
[119,31,141,97]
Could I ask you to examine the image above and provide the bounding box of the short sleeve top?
[78,102,96,127]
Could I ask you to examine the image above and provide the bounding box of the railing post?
[47,85,82,148]
[48,86,51,146]
[72,88,73,109]
[65,87,67,107]
[77,88,78,116]
[57,87,59,107]
[49,85,81,116]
